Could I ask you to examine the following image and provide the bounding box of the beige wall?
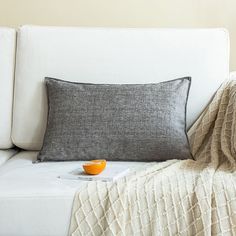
[0,0,235,70]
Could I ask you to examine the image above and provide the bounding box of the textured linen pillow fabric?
[38,77,192,162]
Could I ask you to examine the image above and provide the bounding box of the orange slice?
[83,159,107,175]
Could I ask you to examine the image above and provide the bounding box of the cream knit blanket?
[69,79,236,236]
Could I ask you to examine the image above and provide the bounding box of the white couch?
[0,26,233,236]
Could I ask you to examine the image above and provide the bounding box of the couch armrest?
[230,71,236,80]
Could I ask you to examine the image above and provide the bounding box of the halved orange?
[83,159,107,175]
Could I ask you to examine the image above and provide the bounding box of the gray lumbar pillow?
[38,77,192,162]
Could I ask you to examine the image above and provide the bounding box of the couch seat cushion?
[0,149,17,167]
[0,151,145,236]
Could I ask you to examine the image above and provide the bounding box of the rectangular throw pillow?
[38,77,192,162]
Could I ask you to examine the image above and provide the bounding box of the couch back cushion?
[12,26,229,150]
[0,28,16,148]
